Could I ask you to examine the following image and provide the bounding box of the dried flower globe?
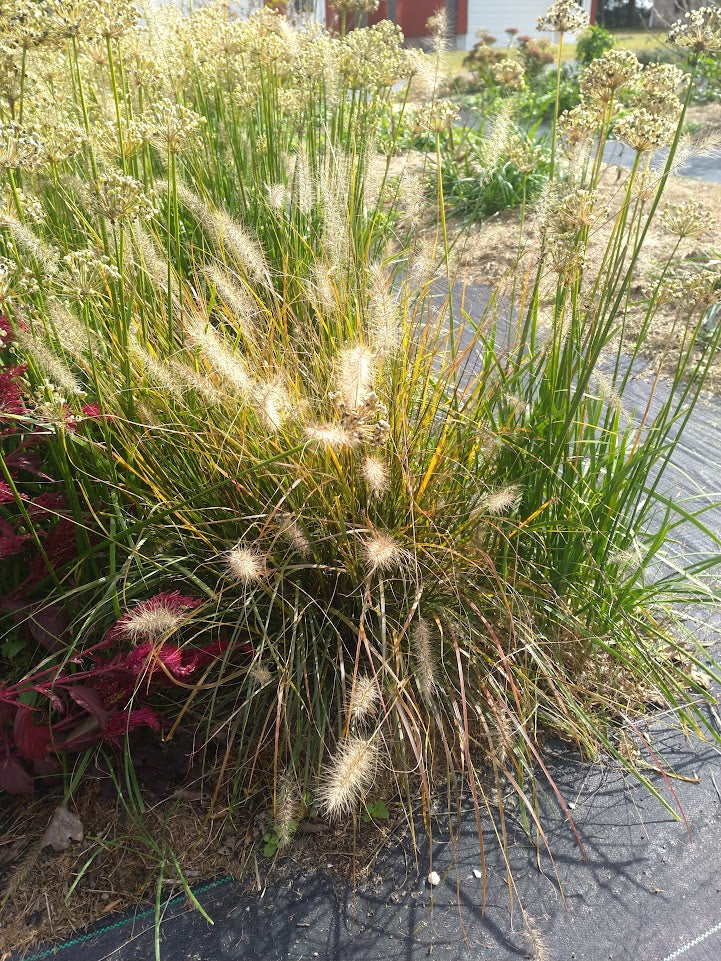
[537,0,590,34]
[0,121,45,172]
[614,108,676,153]
[491,59,525,90]
[668,6,721,53]
[579,48,641,105]
[636,63,686,117]
[93,171,157,224]
[662,201,717,239]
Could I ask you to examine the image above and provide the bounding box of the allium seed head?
[614,108,676,153]
[579,49,640,104]
[668,6,721,53]
[662,200,717,239]
[537,0,590,33]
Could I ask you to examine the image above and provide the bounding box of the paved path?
[603,139,721,184]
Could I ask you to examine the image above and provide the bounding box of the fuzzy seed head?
[483,486,521,515]
[277,512,310,555]
[337,344,375,410]
[412,617,437,702]
[363,456,389,497]
[363,531,403,573]
[349,675,379,725]
[249,662,272,687]
[226,545,266,585]
[317,736,378,820]
[305,423,356,449]
[117,594,200,642]
[275,775,300,849]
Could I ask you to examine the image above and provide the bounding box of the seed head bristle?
[16,331,82,398]
[277,512,311,556]
[275,775,300,849]
[363,531,403,573]
[412,617,437,702]
[226,545,266,585]
[317,736,378,820]
[363,456,389,497]
[185,316,255,399]
[349,675,379,725]
[305,423,356,449]
[205,263,259,343]
[483,485,521,515]
[337,344,375,410]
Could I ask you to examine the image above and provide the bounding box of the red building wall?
[330,1,468,39]
[395,0,467,38]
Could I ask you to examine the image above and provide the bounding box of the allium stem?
[18,45,27,125]
[549,31,565,181]
[106,37,127,172]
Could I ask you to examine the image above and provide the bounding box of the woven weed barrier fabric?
[13,717,721,961]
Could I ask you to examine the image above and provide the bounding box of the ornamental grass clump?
[1,0,721,914]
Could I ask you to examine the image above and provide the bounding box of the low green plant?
[575,25,617,65]
[440,119,551,219]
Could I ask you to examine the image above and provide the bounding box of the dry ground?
[0,775,396,959]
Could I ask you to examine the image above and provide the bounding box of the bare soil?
[0,777,395,960]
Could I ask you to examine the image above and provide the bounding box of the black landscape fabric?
[13,714,721,961]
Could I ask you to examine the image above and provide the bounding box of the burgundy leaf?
[0,699,17,727]
[27,493,66,521]
[28,601,70,652]
[35,685,65,713]
[68,685,108,728]
[0,752,33,795]
[3,446,51,478]
[105,706,161,744]
[14,706,51,760]
[0,518,31,559]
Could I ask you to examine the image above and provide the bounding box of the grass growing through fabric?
[2,0,721,937]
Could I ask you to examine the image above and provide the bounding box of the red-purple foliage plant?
[0,591,231,795]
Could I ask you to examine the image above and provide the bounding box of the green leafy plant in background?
[575,25,617,65]
[440,118,551,219]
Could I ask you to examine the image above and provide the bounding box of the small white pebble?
[472,868,483,880]
[427,870,441,887]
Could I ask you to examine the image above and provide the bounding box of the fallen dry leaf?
[40,807,84,853]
